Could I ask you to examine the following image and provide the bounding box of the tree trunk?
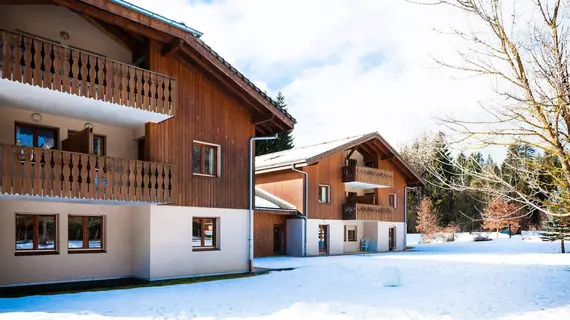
[562,239,565,254]
[496,229,499,238]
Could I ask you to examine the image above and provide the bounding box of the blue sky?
[131,0,500,158]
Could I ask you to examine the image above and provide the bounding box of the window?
[68,216,104,251]
[192,142,219,176]
[346,226,357,242]
[364,160,376,168]
[193,217,217,249]
[348,159,357,167]
[389,193,397,208]
[15,214,57,253]
[68,130,106,156]
[15,122,58,149]
[319,185,330,203]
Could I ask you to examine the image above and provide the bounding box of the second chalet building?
[0,0,294,288]
[254,133,424,257]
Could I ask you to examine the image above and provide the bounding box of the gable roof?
[255,187,298,212]
[59,0,295,133]
[256,132,425,186]
[109,0,203,37]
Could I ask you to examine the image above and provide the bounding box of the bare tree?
[413,0,570,217]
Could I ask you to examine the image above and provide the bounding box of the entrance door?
[318,225,329,254]
[389,227,396,251]
[273,225,283,255]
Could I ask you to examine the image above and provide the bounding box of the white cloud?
[131,0,499,153]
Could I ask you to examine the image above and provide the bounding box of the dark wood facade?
[256,171,305,213]
[254,211,288,258]
[0,0,294,208]
[146,45,255,208]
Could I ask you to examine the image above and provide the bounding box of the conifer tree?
[541,218,570,253]
[255,92,294,156]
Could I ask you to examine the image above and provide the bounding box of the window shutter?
[344,225,347,242]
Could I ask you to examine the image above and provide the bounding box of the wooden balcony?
[0,29,176,117]
[342,203,394,221]
[342,165,393,188]
[0,144,176,204]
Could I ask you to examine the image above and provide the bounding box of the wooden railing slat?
[32,39,43,86]
[32,148,43,196]
[1,30,12,80]
[79,153,89,198]
[113,159,121,199]
[1,145,12,194]
[105,157,114,200]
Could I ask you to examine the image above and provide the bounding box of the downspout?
[249,135,277,274]
[291,164,308,257]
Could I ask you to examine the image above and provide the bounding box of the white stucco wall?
[132,205,151,279]
[305,219,345,256]
[0,106,141,160]
[0,199,133,286]
[0,5,132,63]
[145,205,249,280]
[286,218,304,257]
[289,219,406,256]
[343,221,364,253]
[361,221,406,252]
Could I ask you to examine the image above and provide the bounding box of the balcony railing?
[0,29,176,116]
[0,144,176,204]
[342,203,394,221]
[342,165,393,187]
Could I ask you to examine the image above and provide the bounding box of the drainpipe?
[249,135,277,274]
[291,164,308,257]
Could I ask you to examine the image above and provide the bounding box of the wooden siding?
[146,42,253,209]
[255,170,304,213]
[373,156,407,223]
[254,211,287,258]
[302,151,346,220]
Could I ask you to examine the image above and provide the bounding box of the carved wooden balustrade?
[0,29,176,116]
[0,144,176,203]
[342,165,393,187]
[343,203,394,221]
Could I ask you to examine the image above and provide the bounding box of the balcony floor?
[0,192,166,206]
[0,78,171,128]
[344,181,391,189]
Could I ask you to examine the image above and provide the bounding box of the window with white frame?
[389,193,397,209]
[319,185,330,203]
[192,141,221,177]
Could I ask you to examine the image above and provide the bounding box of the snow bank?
[1,237,569,320]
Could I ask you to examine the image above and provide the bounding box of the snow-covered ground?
[1,236,569,320]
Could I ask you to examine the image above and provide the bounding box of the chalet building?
[0,0,295,287]
[254,133,423,257]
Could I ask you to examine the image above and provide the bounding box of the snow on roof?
[255,187,297,211]
[256,134,368,170]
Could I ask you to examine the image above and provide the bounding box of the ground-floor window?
[15,214,57,253]
[68,216,104,251]
[193,217,217,249]
[346,225,357,242]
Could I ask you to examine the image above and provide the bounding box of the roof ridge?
[256,132,375,159]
